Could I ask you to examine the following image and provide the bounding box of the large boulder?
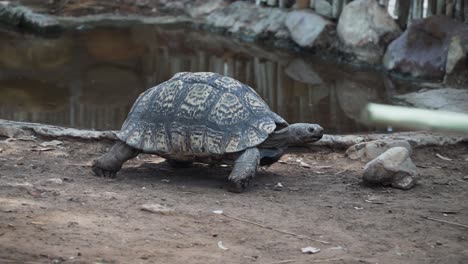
[187,0,226,18]
[444,36,468,88]
[0,4,61,34]
[383,16,468,81]
[314,0,332,18]
[337,0,401,64]
[284,59,323,85]
[363,147,418,190]
[334,77,379,123]
[394,88,468,114]
[205,2,289,41]
[285,10,334,48]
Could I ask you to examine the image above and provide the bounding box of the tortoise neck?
[259,127,289,149]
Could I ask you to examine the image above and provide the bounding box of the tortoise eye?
[308,127,315,133]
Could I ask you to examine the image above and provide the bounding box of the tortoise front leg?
[227,147,260,193]
[92,141,140,178]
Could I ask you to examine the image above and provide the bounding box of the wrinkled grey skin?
[92,123,323,193]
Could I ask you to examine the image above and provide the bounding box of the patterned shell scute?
[177,83,218,119]
[174,72,218,83]
[244,92,268,113]
[153,80,185,114]
[213,76,244,93]
[117,72,286,155]
[208,93,250,126]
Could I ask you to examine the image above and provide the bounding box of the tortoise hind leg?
[227,147,260,193]
[92,141,140,178]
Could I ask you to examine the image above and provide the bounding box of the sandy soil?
[0,136,467,263]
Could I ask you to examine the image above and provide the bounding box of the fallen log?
[0,119,118,140]
[0,119,466,148]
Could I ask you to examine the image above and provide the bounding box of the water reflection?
[0,25,403,133]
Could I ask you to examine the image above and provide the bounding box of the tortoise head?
[287,123,323,146]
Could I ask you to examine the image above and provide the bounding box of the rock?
[284,59,323,85]
[45,178,64,185]
[314,0,332,18]
[285,10,334,48]
[444,36,468,88]
[205,2,289,41]
[394,88,468,114]
[383,16,468,80]
[363,147,418,190]
[335,77,379,123]
[301,246,321,254]
[39,140,63,147]
[141,203,174,215]
[7,182,34,189]
[274,182,284,191]
[188,0,226,18]
[0,140,10,151]
[0,4,61,34]
[346,140,412,161]
[337,0,401,64]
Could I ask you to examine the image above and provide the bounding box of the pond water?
[0,24,418,134]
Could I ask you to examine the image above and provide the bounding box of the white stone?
[314,0,332,18]
[394,88,468,114]
[141,203,174,215]
[45,178,64,185]
[284,59,323,85]
[188,0,225,18]
[363,147,417,190]
[337,0,400,63]
[285,10,333,48]
[346,140,412,161]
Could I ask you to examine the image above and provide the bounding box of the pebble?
[46,178,64,185]
[141,203,174,215]
[301,246,320,254]
[274,182,284,191]
[39,140,63,147]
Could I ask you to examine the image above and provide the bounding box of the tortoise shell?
[117,72,288,155]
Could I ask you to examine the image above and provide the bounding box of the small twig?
[220,213,331,245]
[335,169,348,175]
[420,216,468,229]
[429,210,459,215]
[271,260,296,264]
[334,164,356,175]
[309,258,346,263]
[456,179,468,183]
[272,258,347,263]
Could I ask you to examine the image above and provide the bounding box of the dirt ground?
[0,136,467,263]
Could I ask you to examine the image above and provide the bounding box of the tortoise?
[92,72,323,192]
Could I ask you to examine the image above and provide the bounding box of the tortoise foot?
[226,178,251,193]
[92,161,117,178]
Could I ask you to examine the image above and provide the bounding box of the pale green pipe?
[364,103,468,134]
